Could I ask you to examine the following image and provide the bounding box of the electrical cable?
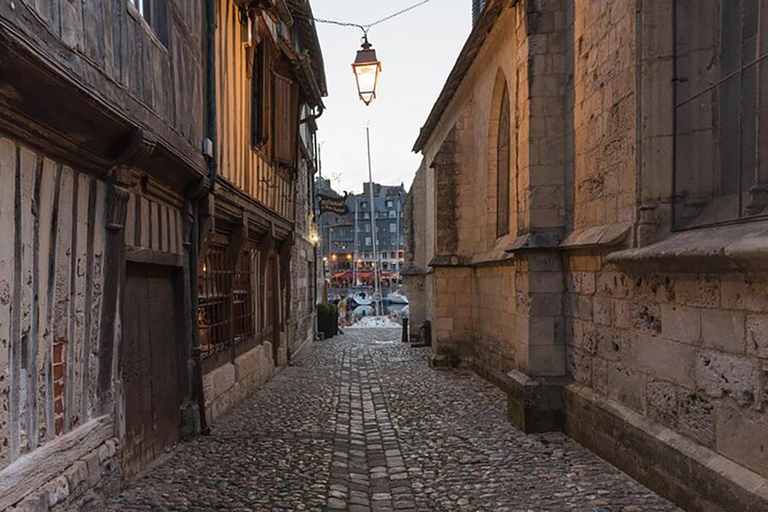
[295,0,433,34]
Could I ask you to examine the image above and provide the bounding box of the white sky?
[313,0,471,195]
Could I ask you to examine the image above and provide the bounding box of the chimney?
[472,0,488,25]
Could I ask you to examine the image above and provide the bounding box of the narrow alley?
[109,329,679,512]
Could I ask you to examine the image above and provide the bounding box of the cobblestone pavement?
[109,329,681,512]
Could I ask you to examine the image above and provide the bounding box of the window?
[386,200,394,208]
[198,244,231,356]
[389,211,397,219]
[497,85,511,237]
[361,202,368,209]
[390,223,397,233]
[232,251,255,342]
[251,41,266,148]
[274,73,298,164]
[363,212,370,220]
[365,237,372,246]
[129,0,168,45]
[198,245,256,358]
[365,224,370,232]
[673,0,768,229]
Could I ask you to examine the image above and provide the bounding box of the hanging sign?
[318,193,350,216]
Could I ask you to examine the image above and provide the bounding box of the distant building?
[317,180,406,278]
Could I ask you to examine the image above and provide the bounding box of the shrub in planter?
[317,303,339,338]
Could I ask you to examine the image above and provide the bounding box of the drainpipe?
[191,0,219,437]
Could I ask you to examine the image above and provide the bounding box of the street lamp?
[352,35,382,106]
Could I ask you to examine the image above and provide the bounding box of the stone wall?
[202,343,275,424]
[403,162,428,335]
[473,264,518,375]
[565,250,768,479]
[409,0,768,508]
[569,0,636,230]
[289,237,316,360]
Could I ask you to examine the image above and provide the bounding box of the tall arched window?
[497,87,511,237]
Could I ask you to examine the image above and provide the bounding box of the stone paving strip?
[109,328,681,511]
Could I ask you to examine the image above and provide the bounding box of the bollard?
[402,317,409,343]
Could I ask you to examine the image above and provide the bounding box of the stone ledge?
[565,383,768,512]
[607,220,768,272]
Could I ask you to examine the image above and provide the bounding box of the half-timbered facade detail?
[0,0,206,508]
[199,0,325,424]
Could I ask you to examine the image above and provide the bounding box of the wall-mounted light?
[352,35,382,106]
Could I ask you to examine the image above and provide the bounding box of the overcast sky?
[313,0,471,195]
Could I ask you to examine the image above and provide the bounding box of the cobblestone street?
[110,329,680,512]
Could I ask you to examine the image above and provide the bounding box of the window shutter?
[273,74,294,165]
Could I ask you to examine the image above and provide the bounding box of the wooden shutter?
[273,74,294,165]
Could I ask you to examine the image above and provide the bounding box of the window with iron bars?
[198,245,256,358]
[673,0,768,229]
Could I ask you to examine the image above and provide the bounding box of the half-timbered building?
[0,0,325,508]
[0,0,208,508]
[197,0,325,424]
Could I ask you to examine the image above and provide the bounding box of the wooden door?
[122,263,181,477]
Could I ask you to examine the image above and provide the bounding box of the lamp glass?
[352,40,381,106]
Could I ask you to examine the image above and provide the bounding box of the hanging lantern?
[352,35,382,106]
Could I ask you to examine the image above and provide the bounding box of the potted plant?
[317,302,339,339]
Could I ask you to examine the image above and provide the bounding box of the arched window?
[497,87,511,237]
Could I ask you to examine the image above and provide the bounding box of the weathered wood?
[0,138,17,469]
[96,181,129,416]
[140,197,150,249]
[18,146,37,458]
[82,0,106,67]
[81,178,98,423]
[42,163,63,445]
[30,0,59,36]
[54,166,73,436]
[59,0,84,51]
[124,192,137,248]
[0,0,207,185]
[125,246,184,268]
[121,265,180,477]
[0,415,113,510]
[35,157,56,448]
[87,181,107,419]
[102,0,118,80]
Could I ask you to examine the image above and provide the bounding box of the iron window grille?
[232,251,255,343]
[198,244,231,357]
[673,0,768,230]
[198,246,256,358]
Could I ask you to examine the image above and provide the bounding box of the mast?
[353,199,359,288]
[366,127,381,316]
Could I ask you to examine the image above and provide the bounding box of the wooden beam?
[0,416,113,510]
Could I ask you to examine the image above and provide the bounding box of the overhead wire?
[295,0,434,34]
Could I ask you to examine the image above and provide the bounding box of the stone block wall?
[289,238,316,360]
[569,0,637,230]
[9,438,121,512]
[565,250,768,479]
[473,264,518,375]
[431,267,475,364]
[202,342,275,424]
